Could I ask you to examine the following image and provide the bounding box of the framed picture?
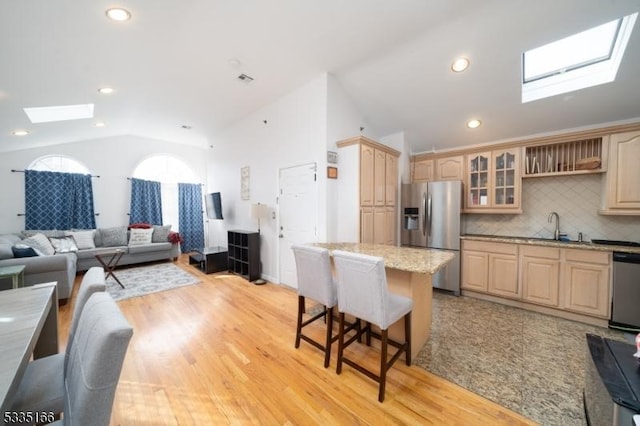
[327,166,338,179]
[241,166,250,200]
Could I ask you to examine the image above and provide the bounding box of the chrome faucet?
[548,212,560,240]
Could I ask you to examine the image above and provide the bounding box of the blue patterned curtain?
[25,170,96,229]
[129,178,162,225]
[178,183,204,252]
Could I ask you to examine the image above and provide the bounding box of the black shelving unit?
[227,230,260,282]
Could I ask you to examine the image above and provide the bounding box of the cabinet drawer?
[520,245,560,259]
[462,240,517,255]
[564,249,610,265]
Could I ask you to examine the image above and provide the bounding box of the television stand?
[189,246,228,274]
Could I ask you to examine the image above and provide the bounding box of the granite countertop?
[461,234,640,254]
[312,242,455,274]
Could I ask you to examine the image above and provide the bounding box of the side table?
[95,249,125,288]
[0,265,26,289]
[189,247,228,274]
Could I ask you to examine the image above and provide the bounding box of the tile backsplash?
[463,174,640,242]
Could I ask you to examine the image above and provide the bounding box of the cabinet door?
[360,145,375,206]
[385,153,398,206]
[562,250,610,318]
[413,159,434,183]
[493,149,520,208]
[372,207,387,244]
[385,206,396,245]
[605,130,640,210]
[466,152,491,208]
[488,253,519,298]
[360,207,374,243]
[374,149,386,206]
[521,249,560,307]
[435,156,464,181]
[461,250,488,292]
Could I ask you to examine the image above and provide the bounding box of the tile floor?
[413,291,630,425]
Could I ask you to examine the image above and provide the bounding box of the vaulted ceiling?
[1,0,639,154]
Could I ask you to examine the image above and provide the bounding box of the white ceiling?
[1,0,639,154]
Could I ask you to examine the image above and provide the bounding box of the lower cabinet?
[562,249,611,318]
[361,206,396,245]
[462,240,517,298]
[520,246,560,307]
[462,239,612,320]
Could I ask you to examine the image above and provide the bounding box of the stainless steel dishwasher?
[610,250,640,333]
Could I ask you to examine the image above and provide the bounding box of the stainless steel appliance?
[584,334,640,426]
[591,239,640,333]
[401,181,461,295]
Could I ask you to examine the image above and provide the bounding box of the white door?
[278,163,318,289]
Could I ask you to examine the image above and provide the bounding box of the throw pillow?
[21,233,56,256]
[21,230,67,239]
[128,228,154,246]
[68,230,96,250]
[152,225,172,243]
[0,243,14,260]
[129,222,153,229]
[49,235,79,253]
[99,226,128,247]
[12,244,39,258]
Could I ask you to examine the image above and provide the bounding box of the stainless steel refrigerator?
[401,180,461,295]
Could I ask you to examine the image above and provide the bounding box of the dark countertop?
[461,234,640,254]
[586,334,640,411]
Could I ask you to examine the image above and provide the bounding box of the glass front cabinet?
[465,149,521,213]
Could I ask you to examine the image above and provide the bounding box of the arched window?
[132,155,200,239]
[29,155,90,174]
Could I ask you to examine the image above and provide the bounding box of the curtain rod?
[17,213,100,217]
[11,169,100,178]
[127,177,204,185]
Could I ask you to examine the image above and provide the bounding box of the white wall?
[0,135,208,234]
[207,74,329,282]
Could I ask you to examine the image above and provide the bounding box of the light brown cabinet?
[520,246,560,307]
[465,149,521,213]
[412,159,434,183]
[435,155,464,180]
[339,136,400,245]
[601,130,640,215]
[562,249,611,318]
[462,240,517,298]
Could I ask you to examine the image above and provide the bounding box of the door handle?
[427,193,432,238]
[279,234,284,238]
[422,193,427,237]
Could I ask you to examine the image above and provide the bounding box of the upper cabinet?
[465,148,521,213]
[412,155,463,183]
[601,130,640,215]
[435,155,464,181]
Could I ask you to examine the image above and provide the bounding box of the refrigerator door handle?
[422,193,427,237]
[427,193,432,239]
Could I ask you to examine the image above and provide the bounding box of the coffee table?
[0,265,26,289]
[95,249,125,288]
[189,247,228,274]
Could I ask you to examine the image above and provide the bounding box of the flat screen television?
[205,192,223,220]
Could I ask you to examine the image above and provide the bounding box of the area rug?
[104,262,200,301]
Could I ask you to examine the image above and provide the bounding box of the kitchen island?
[312,243,455,361]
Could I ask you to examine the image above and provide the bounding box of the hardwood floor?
[59,255,537,425]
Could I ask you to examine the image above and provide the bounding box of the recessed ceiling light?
[467,119,482,129]
[95,121,106,128]
[98,87,114,94]
[106,8,131,22]
[12,129,29,136]
[451,57,470,72]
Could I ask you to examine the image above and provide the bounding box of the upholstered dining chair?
[10,267,107,420]
[332,250,413,402]
[291,244,339,368]
[50,292,133,425]
[291,245,361,368]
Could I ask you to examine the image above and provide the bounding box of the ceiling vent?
[237,73,254,84]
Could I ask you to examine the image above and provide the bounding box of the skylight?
[522,12,637,103]
[24,104,94,124]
